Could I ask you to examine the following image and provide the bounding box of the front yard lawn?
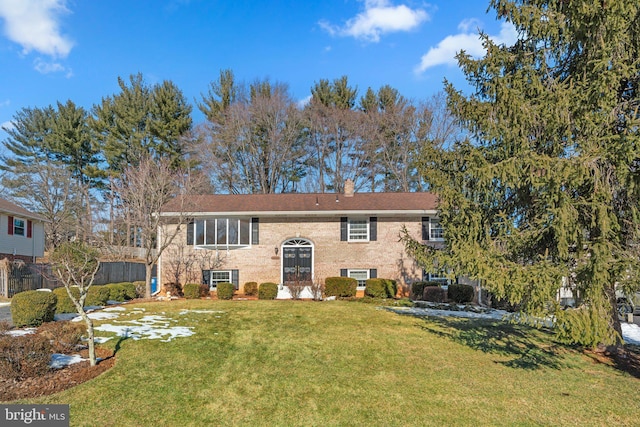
[19,300,640,426]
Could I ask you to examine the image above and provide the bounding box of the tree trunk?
[81,312,97,366]
[145,262,153,299]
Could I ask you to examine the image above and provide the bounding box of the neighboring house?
[158,181,448,297]
[0,198,46,262]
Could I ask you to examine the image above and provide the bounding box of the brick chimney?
[344,179,354,197]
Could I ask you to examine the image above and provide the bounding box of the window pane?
[240,219,250,245]
[210,270,231,287]
[205,219,216,245]
[228,219,239,245]
[195,220,205,245]
[430,220,444,239]
[13,218,25,236]
[348,270,369,287]
[217,218,227,245]
[348,219,368,241]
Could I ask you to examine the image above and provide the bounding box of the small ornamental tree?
[49,241,101,366]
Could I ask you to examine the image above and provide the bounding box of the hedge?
[258,282,278,300]
[364,279,388,298]
[411,281,442,300]
[183,283,201,299]
[423,286,446,303]
[244,282,258,296]
[217,282,235,300]
[11,290,58,327]
[53,286,110,313]
[325,277,357,298]
[448,284,474,303]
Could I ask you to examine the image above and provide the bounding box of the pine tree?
[404,0,640,347]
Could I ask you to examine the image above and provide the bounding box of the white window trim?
[347,218,369,242]
[348,269,370,289]
[193,218,252,248]
[429,219,444,241]
[208,270,232,290]
[13,217,26,237]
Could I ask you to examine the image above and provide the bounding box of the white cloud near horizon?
[1,120,14,132]
[0,0,73,58]
[320,0,429,42]
[415,20,517,73]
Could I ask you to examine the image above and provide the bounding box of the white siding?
[0,214,45,259]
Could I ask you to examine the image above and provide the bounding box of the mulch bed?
[0,347,115,402]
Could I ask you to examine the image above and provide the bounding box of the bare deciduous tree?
[116,156,203,298]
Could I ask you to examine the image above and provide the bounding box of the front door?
[282,246,312,285]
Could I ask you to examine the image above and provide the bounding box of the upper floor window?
[188,218,252,247]
[341,217,377,242]
[422,217,443,241]
[348,219,369,241]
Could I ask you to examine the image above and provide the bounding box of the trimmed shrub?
[244,281,258,296]
[88,286,111,306]
[411,281,442,300]
[448,284,474,303]
[54,286,109,313]
[325,277,357,298]
[385,279,398,298]
[365,278,388,298]
[0,333,52,380]
[183,283,201,299]
[11,290,58,328]
[105,283,127,302]
[120,282,137,300]
[423,286,446,303]
[217,282,235,300]
[258,282,278,300]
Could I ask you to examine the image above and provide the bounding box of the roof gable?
[0,198,46,222]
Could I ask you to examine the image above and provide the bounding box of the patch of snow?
[54,313,80,321]
[50,353,84,369]
[71,311,121,322]
[388,306,509,320]
[0,302,10,307]
[622,323,640,345]
[103,306,126,312]
[94,336,113,344]
[95,314,194,342]
[6,328,36,336]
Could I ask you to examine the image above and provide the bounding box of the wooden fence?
[0,261,153,298]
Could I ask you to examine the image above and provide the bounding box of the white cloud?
[34,57,73,77]
[0,99,9,108]
[415,21,518,73]
[320,0,429,42]
[297,95,312,109]
[0,0,74,58]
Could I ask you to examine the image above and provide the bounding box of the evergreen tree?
[404,0,640,347]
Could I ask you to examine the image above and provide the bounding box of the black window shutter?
[369,217,377,241]
[251,218,259,244]
[340,268,348,277]
[340,217,348,241]
[187,221,194,245]
[422,217,429,240]
[232,270,239,289]
[202,270,210,285]
[370,269,377,279]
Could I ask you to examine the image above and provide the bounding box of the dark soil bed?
[0,347,115,402]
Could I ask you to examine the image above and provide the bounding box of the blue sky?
[0,0,515,139]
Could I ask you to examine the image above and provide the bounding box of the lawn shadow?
[415,315,564,370]
[99,334,129,363]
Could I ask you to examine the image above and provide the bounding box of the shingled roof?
[161,192,438,216]
[0,198,46,221]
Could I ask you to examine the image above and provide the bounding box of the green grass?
[20,300,640,426]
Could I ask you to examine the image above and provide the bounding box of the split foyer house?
[0,198,46,263]
[158,184,446,296]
